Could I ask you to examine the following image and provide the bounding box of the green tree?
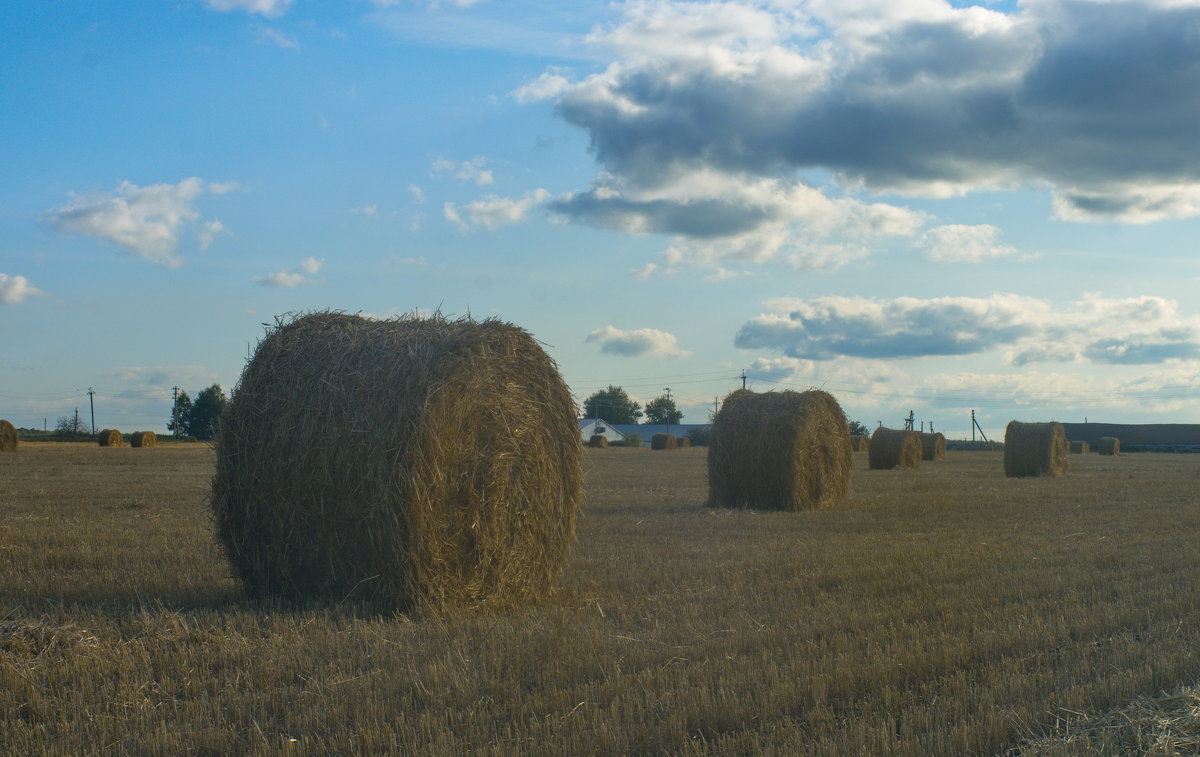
[643,395,683,425]
[169,390,193,436]
[55,413,89,437]
[848,420,869,436]
[582,385,643,424]
[189,384,228,441]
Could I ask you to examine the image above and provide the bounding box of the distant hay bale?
[97,429,123,447]
[707,389,852,511]
[1004,421,1069,477]
[1098,436,1121,456]
[1070,440,1090,454]
[0,420,17,452]
[211,311,582,613]
[587,434,608,448]
[920,432,946,461]
[131,431,158,448]
[650,433,677,450]
[676,436,692,448]
[869,427,922,470]
[850,434,870,453]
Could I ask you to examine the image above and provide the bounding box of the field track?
[1,443,1198,755]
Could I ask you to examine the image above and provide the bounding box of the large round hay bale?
[676,436,692,448]
[650,433,677,450]
[850,434,870,453]
[868,427,922,470]
[1098,436,1120,456]
[920,432,946,461]
[1070,440,1089,454]
[97,429,123,447]
[587,434,608,448]
[211,311,582,613]
[707,389,852,511]
[1004,421,1069,477]
[131,431,158,448]
[0,420,17,452]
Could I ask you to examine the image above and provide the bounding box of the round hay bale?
[97,429,123,447]
[868,427,922,470]
[0,420,17,452]
[676,436,692,448]
[1070,440,1090,454]
[650,433,677,450]
[850,434,870,453]
[1004,421,1069,477]
[211,311,582,613]
[707,389,852,511]
[587,434,608,448]
[1098,436,1121,456]
[131,431,158,448]
[920,432,946,461]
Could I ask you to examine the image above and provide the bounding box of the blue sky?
[4,0,1200,439]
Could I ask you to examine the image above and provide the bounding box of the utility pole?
[904,410,914,431]
[741,370,747,390]
[172,386,180,437]
[73,407,80,436]
[971,410,975,441]
[663,387,671,437]
[87,387,95,435]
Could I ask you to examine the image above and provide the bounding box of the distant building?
[577,418,628,445]
[611,423,710,446]
[1060,423,1200,452]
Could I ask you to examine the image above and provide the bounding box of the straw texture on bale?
[1070,440,1090,454]
[1098,436,1121,456]
[97,429,123,447]
[211,311,582,613]
[651,433,677,451]
[869,427,922,470]
[676,436,692,448]
[707,389,852,511]
[587,434,608,448]
[131,431,157,448]
[0,420,17,452]
[850,434,870,453]
[920,432,946,461]
[1004,421,1069,477]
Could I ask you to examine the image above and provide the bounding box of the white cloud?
[254,256,324,287]
[586,325,691,358]
[430,157,494,186]
[258,27,300,50]
[196,220,226,250]
[445,189,549,230]
[47,178,231,268]
[512,71,573,103]
[0,274,45,305]
[352,204,378,216]
[409,184,425,204]
[916,224,1024,263]
[737,292,1200,366]
[202,0,294,17]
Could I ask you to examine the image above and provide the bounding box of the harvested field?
[2,443,1199,755]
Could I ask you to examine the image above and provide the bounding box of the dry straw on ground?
[920,432,946,461]
[211,311,582,613]
[1098,436,1121,456]
[130,431,157,448]
[850,434,870,453]
[1004,421,1069,477]
[676,436,692,448]
[0,420,17,452]
[1070,440,1090,454]
[97,429,123,447]
[707,389,852,511]
[587,435,608,448]
[869,427,922,470]
[651,433,677,450]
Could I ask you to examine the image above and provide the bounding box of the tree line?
[169,384,228,440]
[581,385,682,425]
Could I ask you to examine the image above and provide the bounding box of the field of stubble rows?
[1,442,1198,755]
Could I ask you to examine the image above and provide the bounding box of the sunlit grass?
[1,443,1198,754]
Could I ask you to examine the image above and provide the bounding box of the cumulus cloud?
[258,27,299,50]
[737,292,1200,366]
[202,0,294,17]
[0,274,45,305]
[48,178,232,268]
[529,0,1200,226]
[255,256,323,287]
[586,325,691,358]
[445,189,549,230]
[916,224,1025,263]
[430,157,494,186]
